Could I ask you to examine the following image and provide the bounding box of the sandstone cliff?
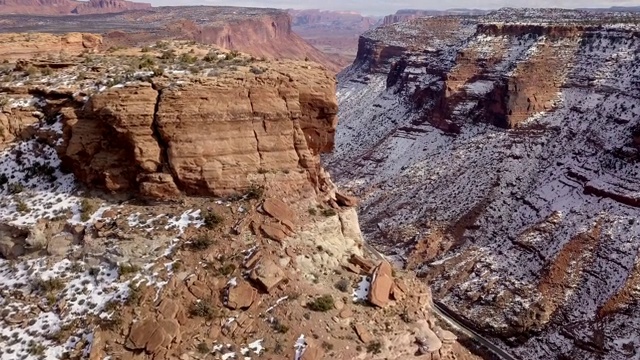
[60,65,337,199]
[330,10,640,360]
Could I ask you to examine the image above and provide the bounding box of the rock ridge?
[55,64,338,199]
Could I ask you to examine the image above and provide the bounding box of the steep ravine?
[328,13,640,360]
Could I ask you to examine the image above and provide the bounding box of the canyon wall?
[330,13,640,360]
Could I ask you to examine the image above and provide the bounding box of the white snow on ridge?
[331,25,640,359]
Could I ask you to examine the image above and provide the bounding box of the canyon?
[0,4,639,360]
[328,7,640,360]
[288,9,379,68]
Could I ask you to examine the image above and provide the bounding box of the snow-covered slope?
[327,11,640,359]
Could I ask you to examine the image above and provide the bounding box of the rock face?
[0,0,151,15]
[59,62,337,198]
[0,33,102,61]
[329,9,640,360]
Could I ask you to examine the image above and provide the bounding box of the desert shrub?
[138,55,156,69]
[32,277,65,293]
[155,40,169,49]
[271,318,289,333]
[27,342,45,355]
[160,50,176,61]
[307,294,334,312]
[7,182,24,194]
[141,46,152,53]
[250,66,265,75]
[203,51,219,62]
[190,300,216,319]
[118,263,140,277]
[41,66,53,76]
[99,313,123,330]
[196,342,210,354]
[80,198,97,221]
[187,234,215,251]
[125,283,143,305]
[179,53,197,64]
[334,279,350,293]
[152,67,165,77]
[219,263,236,276]
[16,200,29,213]
[25,65,38,77]
[245,184,264,200]
[367,341,382,354]
[202,210,223,229]
[322,208,337,217]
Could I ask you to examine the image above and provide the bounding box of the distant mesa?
[0,0,152,15]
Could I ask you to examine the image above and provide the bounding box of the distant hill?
[0,0,151,15]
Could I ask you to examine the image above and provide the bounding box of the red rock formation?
[0,32,102,62]
[0,0,150,15]
[73,0,151,14]
[288,9,377,31]
[59,62,337,199]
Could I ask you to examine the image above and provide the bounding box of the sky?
[147,0,640,16]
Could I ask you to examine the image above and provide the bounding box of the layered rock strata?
[59,65,337,199]
[330,11,640,360]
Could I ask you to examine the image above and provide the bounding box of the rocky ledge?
[1,37,339,201]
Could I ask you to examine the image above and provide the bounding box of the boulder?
[262,198,295,225]
[368,261,394,307]
[157,298,181,319]
[335,191,358,207]
[354,323,373,343]
[226,281,257,310]
[139,173,181,200]
[125,318,157,350]
[250,259,285,292]
[415,320,443,354]
[260,223,288,242]
[435,326,457,344]
[47,233,72,256]
[349,254,375,273]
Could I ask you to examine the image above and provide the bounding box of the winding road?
[362,243,519,360]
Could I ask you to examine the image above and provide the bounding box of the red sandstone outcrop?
[0,33,102,61]
[0,0,150,15]
[73,0,151,14]
[59,62,337,198]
